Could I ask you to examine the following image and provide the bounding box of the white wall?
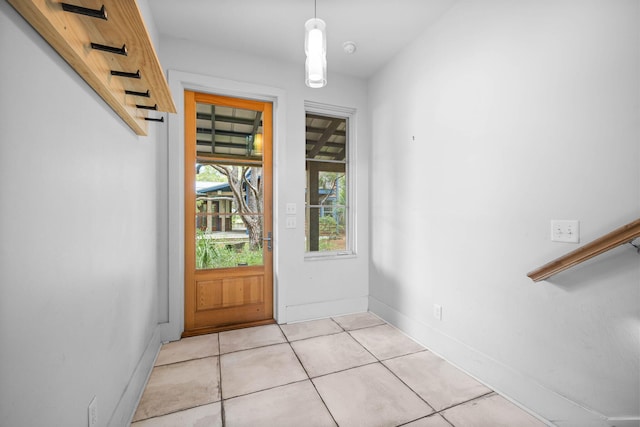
[368,0,639,426]
[156,36,370,329]
[0,2,162,426]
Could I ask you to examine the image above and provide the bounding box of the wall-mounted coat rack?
[8,0,177,136]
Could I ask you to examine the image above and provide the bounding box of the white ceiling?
[148,0,457,79]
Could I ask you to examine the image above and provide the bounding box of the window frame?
[304,101,356,259]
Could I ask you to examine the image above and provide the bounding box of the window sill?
[304,251,356,261]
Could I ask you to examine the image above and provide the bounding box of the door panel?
[184,91,273,336]
[196,275,263,311]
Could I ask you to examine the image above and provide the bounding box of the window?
[305,107,352,255]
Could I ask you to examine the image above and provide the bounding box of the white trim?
[604,419,640,427]
[368,296,633,427]
[163,70,287,341]
[285,295,368,324]
[304,101,357,259]
[108,326,162,427]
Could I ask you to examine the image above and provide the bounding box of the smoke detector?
[342,41,357,54]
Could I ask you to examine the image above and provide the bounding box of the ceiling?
[148,0,457,79]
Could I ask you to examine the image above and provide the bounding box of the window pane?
[306,207,346,252]
[305,111,349,254]
[305,114,347,161]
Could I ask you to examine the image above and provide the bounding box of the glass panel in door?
[194,101,266,270]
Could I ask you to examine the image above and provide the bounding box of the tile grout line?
[132,318,386,425]
[438,390,496,414]
[355,330,442,423]
[345,321,497,427]
[395,412,455,427]
[430,391,496,427]
[217,333,226,427]
[342,318,451,427]
[285,320,385,381]
[381,348,430,363]
[135,316,533,426]
[165,318,489,426]
[154,353,218,368]
[365,320,516,425]
[222,379,313,401]
[284,329,344,343]
[218,339,290,356]
[277,323,341,427]
[285,318,440,426]
[131,402,221,425]
[216,325,321,402]
[132,348,223,424]
[438,412,457,427]
[395,390,498,427]
[375,345,498,426]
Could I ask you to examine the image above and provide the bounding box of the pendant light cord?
[314,0,317,19]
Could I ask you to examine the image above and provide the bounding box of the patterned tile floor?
[131,312,547,427]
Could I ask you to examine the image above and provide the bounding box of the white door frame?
[159,70,287,342]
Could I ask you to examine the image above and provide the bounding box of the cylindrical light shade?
[305,18,327,88]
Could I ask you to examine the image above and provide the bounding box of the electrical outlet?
[286,203,297,215]
[433,304,442,321]
[88,396,98,427]
[286,216,296,229]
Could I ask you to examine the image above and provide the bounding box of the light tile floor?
[131,312,548,427]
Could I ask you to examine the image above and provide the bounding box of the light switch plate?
[551,220,579,243]
[286,217,296,229]
[433,304,442,321]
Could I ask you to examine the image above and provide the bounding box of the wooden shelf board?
[8,0,176,136]
[527,218,640,282]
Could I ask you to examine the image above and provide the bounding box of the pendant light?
[253,132,263,155]
[305,0,326,88]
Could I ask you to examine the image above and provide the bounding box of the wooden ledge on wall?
[527,218,640,282]
[8,0,177,136]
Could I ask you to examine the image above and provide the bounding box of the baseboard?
[107,326,162,427]
[368,296,627,427]
[602,419,640,427]
[285,296,368,323]
[157,319,182,343]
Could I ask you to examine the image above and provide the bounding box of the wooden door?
[184,91,274,336]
